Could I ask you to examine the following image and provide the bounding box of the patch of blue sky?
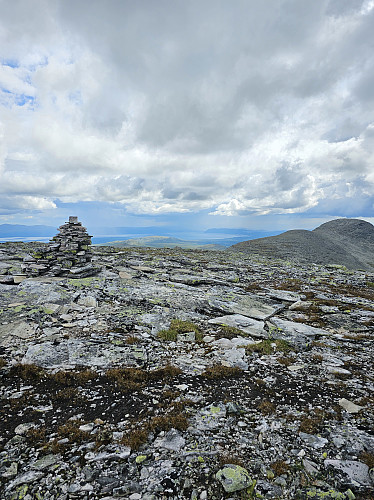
[15,94,35,107]
[1,58,19,68]
[1,88,35,108]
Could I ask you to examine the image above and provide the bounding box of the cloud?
[0,0,373,223]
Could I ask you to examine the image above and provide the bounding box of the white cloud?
[0,0,373,221]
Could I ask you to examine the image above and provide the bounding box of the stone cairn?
[23,216,98,278]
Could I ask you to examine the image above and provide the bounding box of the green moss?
[157,319,202,342]
[135,455,147,464]
[12,484,29,499]
[43,307,55,315]
[13,305,27,313]
[305,488,352,499]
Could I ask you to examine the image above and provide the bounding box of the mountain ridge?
[229,218,374,271]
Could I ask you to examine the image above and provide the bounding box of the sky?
[1,0,374,235]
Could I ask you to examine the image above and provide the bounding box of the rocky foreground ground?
[0,242,373,499]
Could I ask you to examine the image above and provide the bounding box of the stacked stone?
[23,216,97,277]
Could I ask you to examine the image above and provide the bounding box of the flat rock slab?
[338,398,365,414]
[18,280,69,304]
[208,293,282,320]
[155,429,186,452]
[208,314,266,338]
[220,347,248,370]
[85,447,131,462]
[324,460,373,487]
[119,271,133,279]
[0,321,38,346]
[268,317,329,349]
[193,404,227,430]
[169,274,223,286]
[266,289,301,302]
[23,339,146,368]
[299,432,328,449]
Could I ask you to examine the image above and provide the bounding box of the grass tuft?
[121,428,149,450]
[157,319,202,342]
[359,451,374,469]
[202,364,242,379]
[271,460,289,476]
[258,400,276,415]
[57,420,90,444]
[9,363,45,380]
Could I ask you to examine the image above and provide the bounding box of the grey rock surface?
[0,242,373,499]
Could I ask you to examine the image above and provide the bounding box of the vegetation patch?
[258,400,276,415]
[202,364,243,379]
[219,454,246,468]
[57,420,90,444]
[216,325,246,339]
[9,363,46,381]
[157,319,203,342]
[271,460,289,476]
[277,356,295,366]
[105,364,182,392]
[299,409,326,434]
[47,369,97,385]
[149,413,189,433]
[359,451,374,469]
[245,339,292,355]
[121,427,149,450]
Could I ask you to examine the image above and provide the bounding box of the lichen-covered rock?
[1,242,373,499]
[216,464,253,492]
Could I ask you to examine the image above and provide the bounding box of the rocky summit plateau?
[0,221,373,499]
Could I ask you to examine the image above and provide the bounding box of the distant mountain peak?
[229,218,374,271]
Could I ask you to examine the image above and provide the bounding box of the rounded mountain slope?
[313,218,374,270]
[229,219,374,270]
[313,218,374,243]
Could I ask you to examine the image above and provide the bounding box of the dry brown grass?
[299,409,325,434]
[125,335,139,344]
[149,414,189,433]
[219,454,246,467]
[25,427,47,447]
[120,412,189,451]
[359,451,374,469]
[121,428,149,450]
[258,400,276,415]
[9,363,45,380]
[277,356,295,366]
[48,369,97,386]
[54,387,79,401]
[57,420,90,444]
[149,364,182,380]
[271,460,289,476]
[202,365,242,379]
